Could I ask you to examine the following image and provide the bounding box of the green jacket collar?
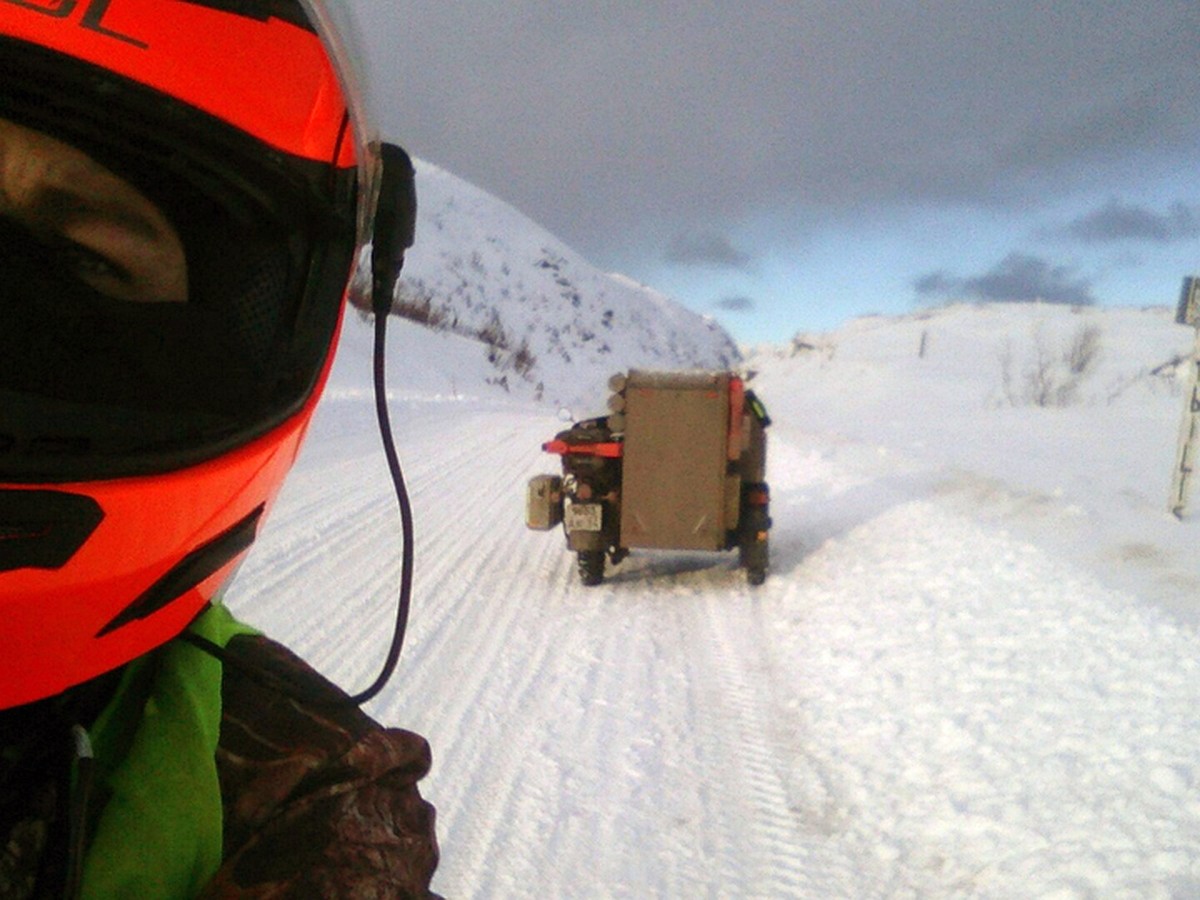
[82,604,256,899]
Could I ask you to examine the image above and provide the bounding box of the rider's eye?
[0,117,188,304]
[55,239,133,288]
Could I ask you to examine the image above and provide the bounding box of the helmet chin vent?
[97,505,264,637]
[0,490,104,573]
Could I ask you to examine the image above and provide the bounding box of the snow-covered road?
[225,310,1200,897]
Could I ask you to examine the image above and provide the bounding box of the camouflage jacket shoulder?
[202,634,440,899]
[0,634,439,900]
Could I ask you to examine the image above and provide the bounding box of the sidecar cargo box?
[618,370,739,551]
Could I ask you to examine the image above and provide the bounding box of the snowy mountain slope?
[375,159,740,410]
[224,304,1200,897]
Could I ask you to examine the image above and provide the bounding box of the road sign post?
[1170,277,1200,519]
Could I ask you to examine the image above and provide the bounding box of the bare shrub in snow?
[790,333,836,361]
[1106,352,1191,403]
[476,310,510,351]
[474,311,538,381]
[1000,323,1104,407]
[392,279,449,331]
[1065,324,1102,376]
[512,339,537,377]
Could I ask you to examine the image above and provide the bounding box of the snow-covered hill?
[225,299,1200,898]
[356,159,739,410]
[751,302,1199,622]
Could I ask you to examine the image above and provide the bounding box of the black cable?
[184,145,418,709]
[348,145,418,705]
[178,308,414,716]
[345,309,414,705]
[179,631,312,700]
[181,309,416,709]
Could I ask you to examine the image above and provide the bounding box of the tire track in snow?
[396,409,879,896]
[704,597,829,895]
[352,406,791,896]
[381,411,570,697]
[228,399,921,896]
[233,405,558,689]
[232,402,593,896]
[359,409,597,895]
[649,570,876,899]
[230,453,400,671]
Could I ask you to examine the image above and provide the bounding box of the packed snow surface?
[226,302,1200,897]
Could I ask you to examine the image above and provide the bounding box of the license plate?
[564,502,602,532]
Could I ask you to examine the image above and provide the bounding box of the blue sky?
[358,2,1200,345]
[640,166,1200,343]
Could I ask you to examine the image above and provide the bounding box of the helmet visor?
[0,18,360,482]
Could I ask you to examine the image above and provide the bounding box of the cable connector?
[371,143,417,316]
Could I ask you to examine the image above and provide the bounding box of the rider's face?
[0,117,187,304]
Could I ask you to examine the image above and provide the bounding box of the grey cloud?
[1062,199,1200,244]
[998,87,1172,178]
[915,253,1095,306]
[913,271,956,297]
[355,2,1200,260]
[665,233,753,270]
[714,295,756,313]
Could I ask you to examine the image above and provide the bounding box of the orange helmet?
[0,0,407,708]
